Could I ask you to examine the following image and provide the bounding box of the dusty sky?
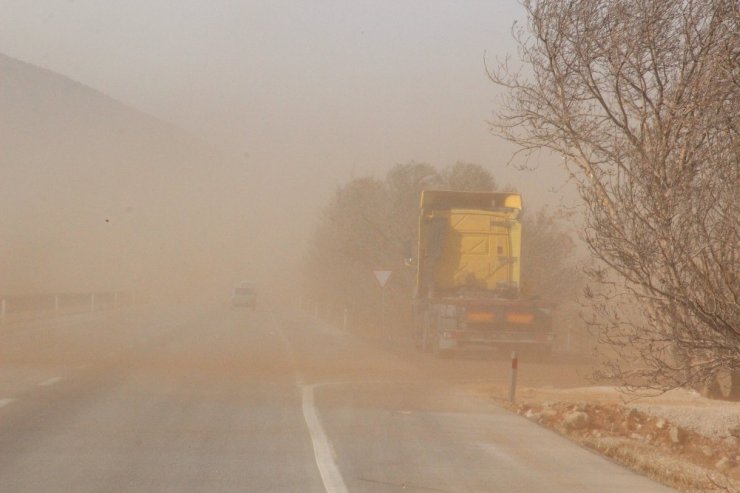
[0,0,571,205]
[1,1,582,298]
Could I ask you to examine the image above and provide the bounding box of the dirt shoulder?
[331,327,739,491]
[469,383,740,493]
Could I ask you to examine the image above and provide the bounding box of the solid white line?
[39,376,63,386]
[302,384,349,493]
[270,311,346,493]
[0,398,16,408]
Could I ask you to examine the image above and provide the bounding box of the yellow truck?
[413,190,553,356]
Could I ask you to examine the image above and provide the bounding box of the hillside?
[0,53,252,298]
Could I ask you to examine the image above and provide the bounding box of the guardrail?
[0,292,135,325]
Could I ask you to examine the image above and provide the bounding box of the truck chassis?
[415,297,553,358]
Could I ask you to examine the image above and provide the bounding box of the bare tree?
[521,207,580,305]
[489,0,739,396]
[303,177,391,328]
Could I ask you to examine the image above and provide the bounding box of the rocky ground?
[473,384,740,493]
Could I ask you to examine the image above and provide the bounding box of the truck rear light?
[467,312,494,323]
[506,312,534,324]
[443,331,461,339]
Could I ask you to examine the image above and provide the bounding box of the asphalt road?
[0,304,676,492]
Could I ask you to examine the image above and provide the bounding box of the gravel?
[630,403,740,439]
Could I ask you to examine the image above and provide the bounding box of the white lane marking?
[302,384,348,493]
[270,311,346,493]
[39,376,63,386]
[0,398,16,408]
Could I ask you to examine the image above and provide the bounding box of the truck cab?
[414,191,553,356]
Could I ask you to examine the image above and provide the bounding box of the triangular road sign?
[373,269,393,288]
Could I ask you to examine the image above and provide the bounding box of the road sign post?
[372,269,393,336]
[381,289,385,329]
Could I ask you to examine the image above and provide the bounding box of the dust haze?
[0,3,737,491]
[0,0,573,304]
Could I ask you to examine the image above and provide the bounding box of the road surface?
[0,304,675,492]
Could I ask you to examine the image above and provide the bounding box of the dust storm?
[0,2,736,492]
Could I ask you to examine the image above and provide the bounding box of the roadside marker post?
[343,308,348,332]
[90,293,96,313]
[0,298,6,325]
[509,351,518,404]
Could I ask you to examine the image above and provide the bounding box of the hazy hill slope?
[0,53,253,298]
